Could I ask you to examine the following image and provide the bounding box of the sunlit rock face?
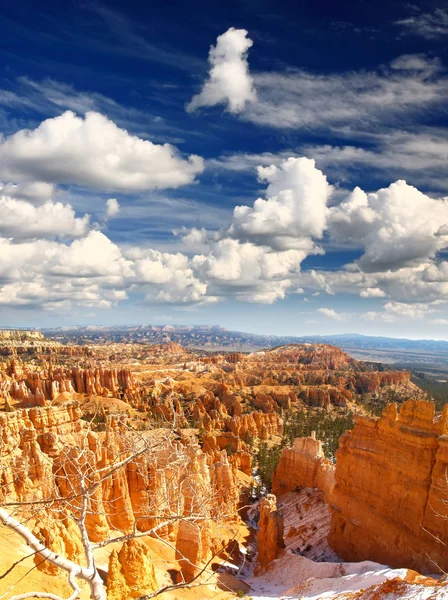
[329,400,448,573]
[272,434,335,502]
[256,494,285,574]
[0,360,136,405]
[107,538,158,600]
[0,403,242,582]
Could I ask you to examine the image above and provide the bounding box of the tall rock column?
[256,494,285,574]
[329,400,448,574]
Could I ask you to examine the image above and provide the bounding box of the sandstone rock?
[0,360,136,406]
[256,494,285,574]
[329,400,448,573]
[107,538,157,600]
[272,434,335,502]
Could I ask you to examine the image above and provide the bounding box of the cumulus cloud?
[187,28,256,113]
[329,180,448,271]
[49,231,132,278]
[174,227,211,253]
[129,248,211,304]
[360,287,386,298]
[0,196,90,240]
[230,157,332,250]
[0,230,211,310]
[105,198,120,218]
[0,181,56,204]
[190,29,448,139]
[191,239,304,303]
[194,239,303,281]
[170,157,332,304]
[3,152,448,316]
[0,111,204,192]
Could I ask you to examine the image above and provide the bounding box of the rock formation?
[272,433,335,502]
[0,361,136,406]
[329,400,448,573]
[0,403,242,585]
[107,538,158,600]
[256,494,285,574]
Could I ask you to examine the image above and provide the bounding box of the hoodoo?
[329,400,448,573]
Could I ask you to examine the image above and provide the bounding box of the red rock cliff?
[272,433,335,502]
[329,400,448,573]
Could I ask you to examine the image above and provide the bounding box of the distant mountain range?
[40,325,448,351]
[39,325,448,373]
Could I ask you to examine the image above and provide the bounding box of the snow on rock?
[246,551,448,599]
[279,488,339,562]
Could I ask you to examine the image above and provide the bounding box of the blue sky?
[1,0,448,337]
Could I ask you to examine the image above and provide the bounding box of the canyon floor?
[0,330,447,599]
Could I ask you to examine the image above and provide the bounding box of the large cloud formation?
[0,196,89,240]
[0,111,204,192]
[329,180,448,271]
[2,139,448,319]
[187,28,256,114]
[230,157,331,250]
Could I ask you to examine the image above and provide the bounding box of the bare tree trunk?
[0,508,106,600]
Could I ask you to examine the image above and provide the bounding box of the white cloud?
[384,301,430,319]
[175,227,210,253]
[298,128,448,192]
[229,157,332,250]
[396,8,448,39]
[0,181,56,204]
[105,198,120,218]
[431,318,448,325]
[243,57,447,130]
[49,231,133,278]
[329,181,448,271]
[0,231,210,310]
[194,239,304,282]
[2,152,448,315]
[317,308,345,321]
[209,127,448,194]
[0,111,204,192]
[360,310,396,322]
[126,246,211,304]
[187,28,256,113]
[191,239,301,304]
[0,196,89,240]
[360,287,386,298]
[390,54,442,73]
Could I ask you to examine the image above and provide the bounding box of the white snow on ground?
[242,489,448,599]
[246,551,447,599]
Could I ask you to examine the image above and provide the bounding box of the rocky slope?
[0,334,444,600]
[0,401,243,594]
[271,399,448,575]
[330,399,448,574]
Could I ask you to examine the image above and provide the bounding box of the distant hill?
[41,325,448,351]
[41,325,448,373]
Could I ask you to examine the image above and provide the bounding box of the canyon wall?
[272,433,335,502]
[329,400,448,573]
[0,403,241,582]
[0,361,136,405]
[272,400,448,574]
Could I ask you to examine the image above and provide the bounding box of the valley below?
[0,329,447,600]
